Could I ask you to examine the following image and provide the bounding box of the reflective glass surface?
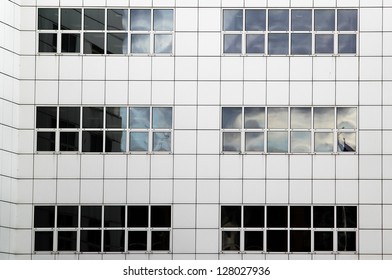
[81,206,102,228]
[151,206,171,227]
[315,10,335,31]
[82,131,103,152]
[337,206,357,228]
[224,34,242,54]
[267,132,288,153]
[60,132,79,152]
[131,9,151,31]
[154,34,172,54]
[338,10,357,31]
[104,230,125,252]
[314,132,334,152]
[337,107,356,129]
[152,107,172,129]
[84,9,105,30]
[244,206,264,228]
[337,132,356,152]
[268,33,289,55]
[267,230,287,252]
[106,107,127,128]
[153,132,171,152]
[84,33,105,54]
[268,9,289,31]
[338,232,356,251]
[130,107,150,128]
[35,232,53,251]
[108,9,128,30]
[107,33,128,54]
[245,9,266,31]
[267,206,288,228]
[223,9,243,31]
[291,9,312,31]
[83,107,103,128]
[37,107,57,128]
[38,8,58,30]
[291,107,311,129]
[245,132,264,152]
[268,107,288,129]
[39,34,57,52]
[80,230,101,252]
[314,107,334,129]
[128,206,149,227]
[245,231,263,251]
[105,131,126,152]
[130,132,148,151]
[246,34,265,54]
[222,231,240,251]
[131,34,150,53]
[290,230,311,252]
[222,107,242,129]
[151,231,170,250]
[104,206,125,227]
[34,206,55,228]
[37,132,56,152]
[314,231,333,251]
[315,34,334,54]
[128,231,147,250]
[313,206,334,228]
[222,132,241,152]
[61,9,81,30]
[338,34,356,54]
[57,206,78,228]
[59,107,80,128]
[291,131,311,153]
[61,33,80,53]
[245,107,265,128]
[221,206,241,227]
[153,9,173,31]
[58,231,77,251]
[291,33,311,55]
[290,206,311,228]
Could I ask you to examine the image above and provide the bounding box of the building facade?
[0,0,391,260]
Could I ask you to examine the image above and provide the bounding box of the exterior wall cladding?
[1,0,392,260]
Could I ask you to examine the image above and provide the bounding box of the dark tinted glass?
[314,231,333,251]
[267,206,288,228]
[222,231,240,251]
[35,231,53,251]
[60,132,79,152]
[268,33,289,55]
[57,231,77,251]
[221,206,241,227]
[128,231,147,250]
[38,8,58,30]
[338,10,357,31]
[82,131,103,152]
[106,131,126,153]
[37,132,56,152]
[151,206,171,227]
[223,9,243,31]
[39,34,57,52]
[128,206,149,227]
[291,33,312,55]
[315,10,335,31]
[244,231,263,251]
[151,231,170,250]
[337,206,357,228]
[268,9,289,31]
[80,230,101,252]
[290,230,311,252]
[245,9,266,31]
[83,107,103,128]
[61,9,82,30]
[246,34,264,54]
[84,33,104,54]
[313,206,334,228]
[131,9,151,31]
[338,34,356,54]
[290,206,311,228]
[81,206,102,228]
[291,10,312,31]
[84,9,105,30]
[37,107,57,128]
[107,33,128,54]
[57,206,78,228]
[61,33,80,53]
[266,230,287,252]
[106,107,127,128]
[34,206,55,228]
[338,231,356,251]
[244,206,264,228]
[108,9,128,30]
[224,34,242,53]
[315,34,334,54]
[59,107,80,128]
[104,206,125,227]
[104,230,125,252]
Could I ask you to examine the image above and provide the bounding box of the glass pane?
[291,9,312,31]
[245,231,263,251]
[314,107,334,129]
[222,231,240,251]
[61,33,80,53]
[338,232,356,251]
[291,131,311,153]
[338,34,356,54]
[82,131,103,152]
[337,132,356,152]
[268,9,289,31]
[37,107,57,128]
[131,9,151,31]
[268,33,289,55]
[313,206,334,228]
[107,33,128,54]
[337,107,356,129]
[130,107,150,128]
[59,107,80,128]
[246,34,265,54]
[338,10,357,31]
[154,34,172,54]
[152,107,172,129]
[153,9,173,31]
[131,34,150,53]
[84,33,104,54]
[291,107,311,129]
[130,132,148,151]
[38,8,58,30]
[337,206,357,228]
[84,9,105,30]
[221,206,241,227]
[266,230,287,252]
[267,206,288,228]
[104,206,125,227]
[80,230,101,252]
[223,9,243,31]
[222,132,241,152]
[315,9,335,31]
[153,132,171,151]
[245,9,266,31]
[245,132,264,152]
[37,132,56,152]
[267,132,288,153]
[244,206,264,228]
[61,9,81,30]
[151,231,170,250]
[151,206,171,227]
[57,206,78,228]
[128,206,149,227]
[291,33,311,55]
[268,107,287,129]
[245,107,265,128]
[222,107,242,129]
[314,132,334,153]
[34,206,55,228]
[224,34,242,54]
[35,232,53,251]
[128,231,147,250]
[290,206,311,228]
[315,34,334,54]
[58,231,77,251]
[104,230,124,252]
[108,9,128,30]
[81,206,102,228]
[314,231,333,251]
[290,230,311,252]
[83,107,104,128]
[60,132,79,152]
[106,107,127,128]
[39,34,57,52]
[105,131,126,152]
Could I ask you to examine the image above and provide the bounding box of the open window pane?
[267,206,287,228]
[84,9,105,30]
[245,9,266,31]
[224,34,242,54]
[338,10,357,31]
[130,107,150,128]
[151,231,170,251]
[223,9,243,31]
[108,9,128,30]
[290,206,311,228]
[315,34,334,54]
[337,206,357,228]
[81,206,102,228]
[315,132,334,153]
[57,206,78,228]
[153,9,173,31]
[266,230,287,252]
[245,231,263,251]
[130,132,148,151]
[222,107,242,129]
[338,34,356,54]
[313,206,334,228]
[221,206,241,228]
[60,132,79,152]
[151,206,171,228]
[338,231,356,251]
[314,107,334,129]
[245,132,264,152]
[268,9,289,31]
[153,132,171,152]
[337,132,356,152]
[58,231,77,251]
[268,108,288,128]
[104,230,125,252]
[154,34,172,54]
[246,34,265,54]
[291,132,311,153]
[267,132,288,153]
[37,132,56,152]
[38,8,58,30]
[128,231,147,250]
[244,206,264,228]
[245,107,265,128]
[39,34,57,52]
[268,33,289,55]
[35,232,53,251]
[314,231,333,251]
[128,206,149,228]
[291,33,311,55]
[61,33,80,53]
[152,108,172,129]
[61,9,81,30]
[104,206,125,228]
[222,132,241,152]
[315,9,335,31]
[222,231,240,251]
[107,33,128,54]
[37,107,57,128]
[34,206,55,228]
[291,9,312,31]
[131,9,151,31]
[131,34,150,53]
[84,33,104,54]
[80,230,101,252]
[290,230,311,252]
